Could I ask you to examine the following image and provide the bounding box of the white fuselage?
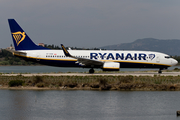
[15,49,178,69]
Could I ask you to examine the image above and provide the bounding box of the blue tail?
[8,19,49,50]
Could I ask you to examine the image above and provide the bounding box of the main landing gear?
[158,68,163,74]
[89,68,94,74]
[158,70,162,74]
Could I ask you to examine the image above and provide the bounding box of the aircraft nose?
[172,59,178,66]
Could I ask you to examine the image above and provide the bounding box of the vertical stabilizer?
[8,19,49,50]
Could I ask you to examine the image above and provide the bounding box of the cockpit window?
[165,56,171,59]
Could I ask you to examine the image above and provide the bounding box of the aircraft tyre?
[158,69,162,74]
[89,68,94,74]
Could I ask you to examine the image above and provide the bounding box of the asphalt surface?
[2,72,180,77]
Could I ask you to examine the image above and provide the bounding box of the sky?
[1,0,180,48]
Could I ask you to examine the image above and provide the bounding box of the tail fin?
[8,19,49,50]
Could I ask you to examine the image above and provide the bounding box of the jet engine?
[102,62,120,71]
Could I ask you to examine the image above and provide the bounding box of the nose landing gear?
[158,68,163,74]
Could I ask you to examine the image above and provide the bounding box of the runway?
[2,72,180,77]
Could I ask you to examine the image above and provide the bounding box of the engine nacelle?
[102,62,120,71]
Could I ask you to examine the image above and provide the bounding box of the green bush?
[174,68,180,71]
[119,76,134,83]
[8,80,24,87]
[36,82,45,87]
[33,76,44,84]
[98,78,107,86]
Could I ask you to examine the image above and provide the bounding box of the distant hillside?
[100,38,180,56]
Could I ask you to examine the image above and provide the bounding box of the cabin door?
[156,54,160,63]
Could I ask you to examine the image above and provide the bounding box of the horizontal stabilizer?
[5,48,26,56]
[13,51,27,56]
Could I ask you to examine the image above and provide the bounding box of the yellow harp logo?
[12,31,26,46]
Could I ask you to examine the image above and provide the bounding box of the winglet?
[61,44,72,57]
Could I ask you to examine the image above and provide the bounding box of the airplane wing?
[76,57,103,66]
[61,44,103,66]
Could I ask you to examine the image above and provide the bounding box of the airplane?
[8,19,178,74]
